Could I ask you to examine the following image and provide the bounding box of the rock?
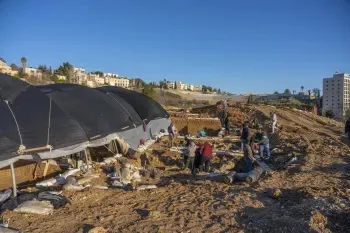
[88,227,106,233]
[267,188,282,199]
[149,210,161,219]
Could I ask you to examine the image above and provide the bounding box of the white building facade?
[323,72,350,119]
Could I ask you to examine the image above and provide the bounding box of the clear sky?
[0,0,349,94]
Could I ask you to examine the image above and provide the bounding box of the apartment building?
[73,67,87,84]
[323,72,350,119]
[0,60,18,76]
[25,67,42,79]
[103,72,118,78]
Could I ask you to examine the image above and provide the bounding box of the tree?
[325,109,334,119]
[301,86,304,92]
[312,88,320,99]
[308,90,311,99]
[218,89,221,94]
[284,89,292,95]
[142,84,156,99]
[10,64,19,71]
[91,71,103,76]
[202,85,208,93]
[174,81,178,89]
[20,57,27,72]
[0,58,6,63]
[273,91,279,95]
[54,62,74,82]
[38,65,50,73]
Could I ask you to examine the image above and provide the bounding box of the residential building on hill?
[0,60,18,76]
[323,72,350,119]
[73,67,87,84]
[103,72,118,77]
[24,67,42,79]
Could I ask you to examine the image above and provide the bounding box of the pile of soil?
[172,117,222,136]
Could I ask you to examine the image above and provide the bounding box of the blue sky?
[0,0,349,94]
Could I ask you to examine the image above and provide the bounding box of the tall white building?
[323,72,350,119]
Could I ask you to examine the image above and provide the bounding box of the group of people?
[241,123,271,172]
[183,137,213,174]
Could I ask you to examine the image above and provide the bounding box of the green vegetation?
[54,62,74,82]
[142,84,156,99]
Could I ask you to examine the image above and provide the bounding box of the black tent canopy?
[37,84,144,149]
[0,74,89,168]
[96,86,169,123]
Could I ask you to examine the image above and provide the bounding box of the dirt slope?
[1,105,350,233]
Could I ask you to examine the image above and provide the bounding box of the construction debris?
[13,200,54,215]
[136,185,157,191]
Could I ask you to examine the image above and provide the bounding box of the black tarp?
[96,86,169,123]
[37,84,143,143]
[0,74,88,165]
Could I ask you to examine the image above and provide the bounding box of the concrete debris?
[284,156,298,168]
[36,168,81,188]
[271,148,283,155]
[93,186,109,190]
[223,171,236,184]
[63,184,90,191]
[246,167,264,183]
[136,185,157,191]
[14,200,54,215]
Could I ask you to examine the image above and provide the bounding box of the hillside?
[1,104,349,233]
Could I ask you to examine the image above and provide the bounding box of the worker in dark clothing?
[224,116,230,136]
[254,126,271,160]
[241,123,255,172]
[345,117,350,145]
[199,142,213,172]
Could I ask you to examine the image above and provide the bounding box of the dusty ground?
[1,105,350,233]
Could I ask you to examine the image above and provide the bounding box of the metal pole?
[113,140,119,154]
[84,149,90,171]
[10,163,17,197]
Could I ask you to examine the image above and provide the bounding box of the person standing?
[270,112,277,133]
[345,117,350,145]
[254,126,271,160]
[241,123,255,172]
[183,137,197,174]
[168,122,176,148]
[199,142,213,172]
[224,116,230,136]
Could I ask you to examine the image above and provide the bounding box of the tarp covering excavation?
[96,86,169,123]
[0,74,89,168]
[37,84,144,150]
[96,86,170,139]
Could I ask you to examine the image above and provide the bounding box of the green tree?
[301,86,304,92]
[142,84,156,99]
[55,62,74,82]
[312,88,320,99]
[0,58,6,63]
[284,89,292,95]
[325,109,334,119]
[20,57,27,72]
[308,90,311,99]
[218,89,221,94]
[273,91,279,95]
[174,81,178,89]
[91,71,103,76]
[38,65,50,73]
[10,64,19,71]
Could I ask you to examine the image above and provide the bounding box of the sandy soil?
[1,105,350,233]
